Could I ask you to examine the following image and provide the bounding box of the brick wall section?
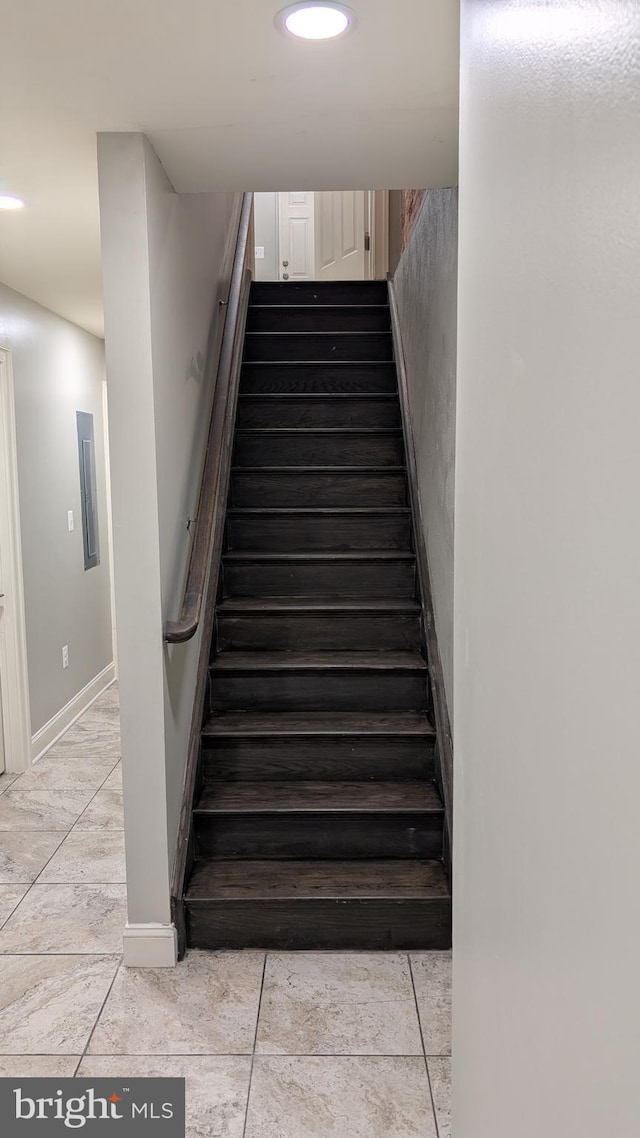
[401,190,426,250]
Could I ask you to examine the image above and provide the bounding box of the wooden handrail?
[165,193,253,643]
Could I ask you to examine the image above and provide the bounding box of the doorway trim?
[368,190,390,280]
[0,347,32,773]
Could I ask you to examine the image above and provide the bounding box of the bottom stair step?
[185,859,451,949]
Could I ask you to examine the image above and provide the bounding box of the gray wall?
[454,2,640,1135]
[98,132,240,938]
[394,190,458,713]
[253,192,278,281]
[0,284,112,734]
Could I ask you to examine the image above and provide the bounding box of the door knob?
[282,260,289,267]
[282,273,290,280]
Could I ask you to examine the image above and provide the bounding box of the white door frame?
[368,190,390,280]
[0,348,32,772]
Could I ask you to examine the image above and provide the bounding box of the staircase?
[182,279,452,950]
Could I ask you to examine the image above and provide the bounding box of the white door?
[278,192,315,281]
[315,190,367,281]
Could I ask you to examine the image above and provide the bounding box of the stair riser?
[202,736,435,781]
[216,612,422,652]
[230,471,408,508]
[236,397,400,429]
[186,898,451,950]
[234,432,404,467]
[226,514,412,553]
[222,559,416,598]
[240,363,397,394]
[194,812,443,859]
[244,333,393,362]
[209,672,427,713]
[247,307,391,333]
[251,282,389,306]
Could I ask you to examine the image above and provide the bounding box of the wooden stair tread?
[227,507,410,514]
[210,651,427,672]
[248,304,391,312]
[248,303,391,308]
[217,598,420,612]
[237,392,398,400]
[223,550,415,560]
[250,282,388,304]
[231,465,406,472]
[203,711,434,736]
[186,859,449,901]
[195,780,442,814]
[241,359,394,366]
[235,427,402,434]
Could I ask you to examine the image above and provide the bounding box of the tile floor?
[0,683,452,1137]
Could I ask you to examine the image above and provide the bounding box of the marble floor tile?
[0,884,127,954]
[102,763,122,790]
[245,1056,437,1138]
[0,832,65,883]
[79,1055,252,1138]
[46,733,121,762]
[0,1055,81,1076]
[0,772,18,795]
[70,714,120,738]
[0,790,94,831]
[428,1056,451,1138]
[11,751,118,792]
[256,953,423,1056]
[0,884,30,927]
[0,954,119,1054]
[66,701,119,725]
[410,953,452,1056]
[89,950,264,1055]
[38,832,126,884]
[73,790,124,831]
[61,721,120,751]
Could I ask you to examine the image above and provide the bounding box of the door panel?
[315,191,366,280]
[278,192,315,280]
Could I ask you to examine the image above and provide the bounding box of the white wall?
[394,190,457,713]
[454,3,640,1136]
[0,284,113,738]
[98,133,240,961]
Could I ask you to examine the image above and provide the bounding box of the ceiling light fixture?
[0,195,25,211]
[277,2,355,41]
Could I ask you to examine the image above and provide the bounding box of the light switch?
[67,510,74,532]
[255,246,265,260]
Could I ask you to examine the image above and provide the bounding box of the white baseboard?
[123,923,178,968]
[31,662,116,762]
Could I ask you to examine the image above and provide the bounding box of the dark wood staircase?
[182,279,452,950]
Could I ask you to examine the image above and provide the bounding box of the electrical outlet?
[67,510,74,532]
[62,645,69,669]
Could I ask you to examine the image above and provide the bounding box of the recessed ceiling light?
[0,195,25,211]
[277,3,355,41]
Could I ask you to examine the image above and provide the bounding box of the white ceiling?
[0,0,459,337]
